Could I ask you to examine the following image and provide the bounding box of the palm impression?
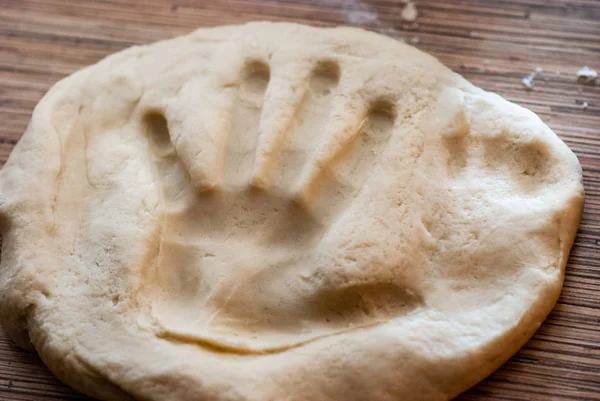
[143,57,420,351]
[0,23,583,401]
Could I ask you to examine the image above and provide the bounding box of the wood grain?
[0,0,599,400]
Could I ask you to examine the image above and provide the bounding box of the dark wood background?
[0,0,599,400]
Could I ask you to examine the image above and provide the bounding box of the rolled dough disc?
[0,22,584,401]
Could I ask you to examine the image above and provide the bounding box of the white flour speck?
[401,1,418,22]
[577,66,598,81]
[522,67,543,90]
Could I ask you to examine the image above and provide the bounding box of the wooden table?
[0,0,599,400]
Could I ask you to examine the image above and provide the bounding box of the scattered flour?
[522,67,543,89]
[577,66,598,82]
[401,1,418,22]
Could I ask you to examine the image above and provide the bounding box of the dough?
[0,22,583,401]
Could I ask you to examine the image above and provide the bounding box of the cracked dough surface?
[0,22,584,401]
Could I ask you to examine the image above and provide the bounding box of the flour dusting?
[332,0,383,27]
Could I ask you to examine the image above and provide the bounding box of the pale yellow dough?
[0,22,583,401]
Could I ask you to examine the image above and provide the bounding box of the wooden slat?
[0,0,599,400]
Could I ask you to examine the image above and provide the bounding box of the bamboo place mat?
[0,1,599,400]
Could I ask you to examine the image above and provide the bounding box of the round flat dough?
[0,22,583,401]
